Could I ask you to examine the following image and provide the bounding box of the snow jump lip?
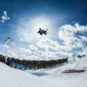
[62,69,85,73]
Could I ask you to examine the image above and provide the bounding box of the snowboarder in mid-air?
[37,28,48,35]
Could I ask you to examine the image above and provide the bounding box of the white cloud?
[1,11,10,23]
[0,22,86,60]
[16,15,54,44]
[34,23,87,59]
[58,23,87,51]
[37,38,58,50]
[29,45,38,51]
[15,23,87,59]
[0,43,18,58]
[36,23,87,57]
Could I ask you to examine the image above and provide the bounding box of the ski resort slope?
[0,60,87,87]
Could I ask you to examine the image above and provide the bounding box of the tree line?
[0,54,68,70]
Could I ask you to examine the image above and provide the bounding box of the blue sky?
[0,0,87,59]
[0,0,86,42]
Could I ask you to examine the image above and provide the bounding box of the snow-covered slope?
[0,55,87,87]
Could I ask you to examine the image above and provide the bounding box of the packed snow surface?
[0,56,87,87]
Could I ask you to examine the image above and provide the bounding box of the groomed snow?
[0,55,87,87]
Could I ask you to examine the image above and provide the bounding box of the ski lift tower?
[4,37,10,63]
